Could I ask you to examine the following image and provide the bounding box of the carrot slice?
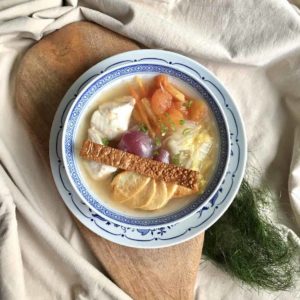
[140,98,161,135]
[155,74,185,102]
[164,83,185,102]
[141,98,158,125]
[136,77,147,97]
[133,108,142,123]
[151,88,172,115]
[129,86,140,101]
[136,101,156,138]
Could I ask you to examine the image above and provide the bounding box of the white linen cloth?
[0,0,300,299]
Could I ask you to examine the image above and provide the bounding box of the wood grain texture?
[15,21,204,300]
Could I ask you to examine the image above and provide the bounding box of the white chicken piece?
[86,96,135,180]
[88,127,103,144]
[90,96,136,140]
[165,121,213,171]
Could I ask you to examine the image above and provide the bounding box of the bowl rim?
[61,51,231,228]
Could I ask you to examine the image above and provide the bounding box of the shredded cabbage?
[165,121,213,172]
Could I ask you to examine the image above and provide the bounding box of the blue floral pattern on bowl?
[62,63,230,227]
[50,49,247,248]
[63,64,229,227]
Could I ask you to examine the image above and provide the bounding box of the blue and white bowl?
[61,50,230,228]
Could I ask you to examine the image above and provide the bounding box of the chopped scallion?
[184,99,193,109]
[182,128,192,136]
[101,137,109,146]
[153,150,159,156]
[154,137,162,147]
[160,123,168,136]
[138,124,148,133]
[171,153,180,165]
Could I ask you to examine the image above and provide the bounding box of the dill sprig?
[204,179,299,291]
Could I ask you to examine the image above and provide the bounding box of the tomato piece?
[159,106,185,134]
[164,106,184,128]
[147,82,157,99]
[155,74,168,88]
[151,88,172,115]
[188,100,208,123]
[168,106,184,125]
[173,100,188,117]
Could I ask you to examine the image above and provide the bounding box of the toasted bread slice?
[141,180,168,211]
[139,180,157,210]
[173,185,197,198]
[125,179,157,209]
[157,182,171,209]
[111,171,150,203]
[81,140,200,190]
[111,171,198,210]
[166,183,178,199]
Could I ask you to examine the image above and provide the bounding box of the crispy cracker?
[80,140,200,190]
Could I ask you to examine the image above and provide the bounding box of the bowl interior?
[63,63,229,227]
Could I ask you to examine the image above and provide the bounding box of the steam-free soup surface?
[75,74,220,217]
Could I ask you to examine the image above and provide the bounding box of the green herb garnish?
[204,178,299,291]
[182,128,192,136]
[138,124,148,133]
[160,122,168,136]
[101,137,109,146]
[179,119,185,126]
[170,123,176,131]
[171,153,180,165]
[165,113,176,131]
[154,137,162,147]
[184,99,193,109]
[153,150,159,156]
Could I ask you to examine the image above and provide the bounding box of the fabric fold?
[0,0,299,299]
[0,171,26,300]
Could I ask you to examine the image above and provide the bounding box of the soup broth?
[75,75,220,217]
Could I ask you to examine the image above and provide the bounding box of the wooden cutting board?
[15,21,204,300]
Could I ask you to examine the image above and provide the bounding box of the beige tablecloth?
[0,1,300,299]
